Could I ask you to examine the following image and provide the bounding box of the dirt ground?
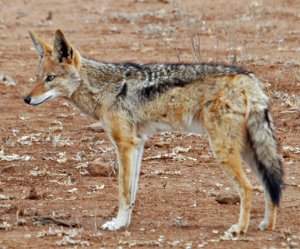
[0,0,299,248]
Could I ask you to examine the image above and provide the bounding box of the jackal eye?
[45,75,56,82]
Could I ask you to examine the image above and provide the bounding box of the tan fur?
[28,81,46,98]
[24,30,284,236]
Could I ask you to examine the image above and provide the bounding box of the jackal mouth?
[24,95,53,106]
[31,95,53,106]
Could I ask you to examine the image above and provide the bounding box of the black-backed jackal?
[24,30,284,238]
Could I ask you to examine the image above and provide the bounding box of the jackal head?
[24,29,82,106]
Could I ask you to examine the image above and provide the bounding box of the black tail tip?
[263,167,284,207]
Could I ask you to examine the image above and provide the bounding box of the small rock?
[0,74,15,86]
[0,221,12,230]
[85,122,104,132]
[0,193,13,200]
[24,234,32,239]
[173,216,187,227]
[67,188,78,194]
[46,11,52,21]
[124,230,131,237]
[282,150,291,159]
[87,161,117,177]
[153,142,170,149]
[215,193,240,205]
[24,187,39,200]
[16,218,27,226]
[0,203,17,214]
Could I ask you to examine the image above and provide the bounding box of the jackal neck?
[68,58,124,120]
[67,59,100,118]
[69,82,100,119]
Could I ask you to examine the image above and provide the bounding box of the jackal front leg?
[101,131,144,231]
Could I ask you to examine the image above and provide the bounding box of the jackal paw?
[221,224,242,240]
[259,220,274,230]
[259,220,268,230]
[101,218,126,231]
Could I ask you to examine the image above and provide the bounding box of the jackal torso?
[71,58,260,136]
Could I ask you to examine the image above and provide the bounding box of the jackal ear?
[29,31,52,58]
[53,29,74,63]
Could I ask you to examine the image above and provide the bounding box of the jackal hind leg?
[242,148,277,231]
[208,127,253,238]
[259,192,277,230]
[211,141,253,237]
[101,127,144,231]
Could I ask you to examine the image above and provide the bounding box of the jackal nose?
[23,96,31,104]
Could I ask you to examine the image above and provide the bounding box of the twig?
[174,47,181,62]
[33,216,81,228]
[190,33,201,63]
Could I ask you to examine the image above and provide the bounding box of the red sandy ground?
[0,0,299,248]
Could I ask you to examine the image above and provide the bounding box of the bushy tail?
[247,107,284,206]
